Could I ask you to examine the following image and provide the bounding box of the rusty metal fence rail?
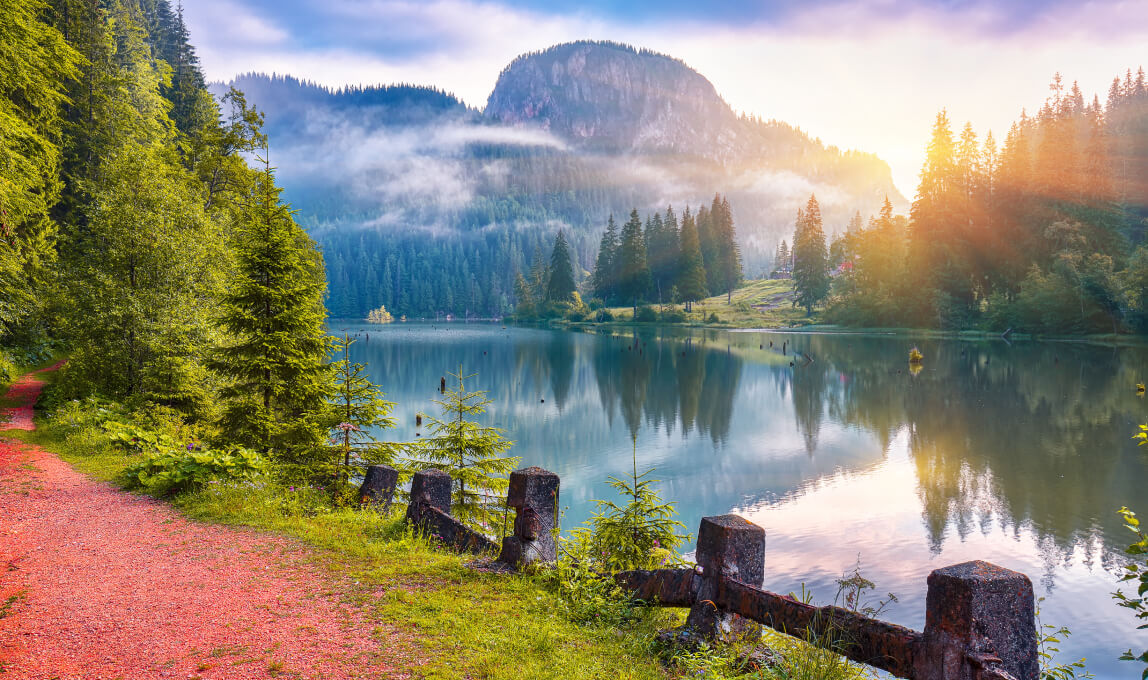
[362,467,1038,680]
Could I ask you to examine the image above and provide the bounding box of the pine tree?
[513,272,535,317]
[712,195,742,303]
[545,229,576,302]
[330,333,397,488]
[528,244,549,304]
[792,194,830,314]
[647,210,680,304]
[617,209,651,314]
[406,366,519,534]
[591,215,620,303]
[0,0,81,347]
[696,202,715,294]
[214,154,333,469]
[676,206,707,312]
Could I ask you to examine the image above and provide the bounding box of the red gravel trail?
[0,367,402,679]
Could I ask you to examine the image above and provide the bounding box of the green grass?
[14,422,676,680]
[7,365,865,680]
[592,279,816,329]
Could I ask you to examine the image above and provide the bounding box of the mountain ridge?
[210,41,906,318]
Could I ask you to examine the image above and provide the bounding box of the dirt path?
[0,361,65,431]
[0,368,402,679]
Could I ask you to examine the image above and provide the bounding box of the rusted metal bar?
[414,504,499,555]
[614,568,698,606]
[717,577,923,678]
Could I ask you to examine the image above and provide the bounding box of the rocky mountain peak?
[484,41,742,157]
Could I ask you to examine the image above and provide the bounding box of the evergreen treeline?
[0,0,350,476]
[222,71,900,321]
[589,194,742,312]
[796,70,1148,333]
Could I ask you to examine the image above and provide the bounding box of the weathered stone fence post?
[361,469,1038,679]
[497,466,560,568]
[615,514,1038,680]
[360,466,560,567]
[359,464,399,509]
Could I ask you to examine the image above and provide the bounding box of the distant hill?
[213,42,905,319]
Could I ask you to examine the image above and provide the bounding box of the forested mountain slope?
[215,41,904,318]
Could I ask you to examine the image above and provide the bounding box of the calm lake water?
[341,321,1148,677]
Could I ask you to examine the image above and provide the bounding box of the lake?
[340,321,1147,677]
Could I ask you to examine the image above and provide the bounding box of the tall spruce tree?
[712,195,742,302]
[591,215,620,303]
[647,208,680,304]
[55,2,226,413]
[792,195,830,314]
[696,203,715,294]
[214,154,333,468]
[0,0,81,348]
[546,229,576,302]
[676,206,707,312]
[617,209,651,314]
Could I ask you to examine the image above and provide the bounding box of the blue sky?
[183,0,1148,195]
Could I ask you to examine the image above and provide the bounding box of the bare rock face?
[485,41,743,159]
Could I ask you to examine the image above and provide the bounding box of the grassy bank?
[10,428,676,680]
[8,371,870,680]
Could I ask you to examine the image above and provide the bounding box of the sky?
[182,0,1148,197]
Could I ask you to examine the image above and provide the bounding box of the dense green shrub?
[0,352,16,388]
[633,306,657,323]
[122,445,267,495]
[659,309,686,323]
[706,312,720,324]
[102,420,176,454]
[595,309,614,322]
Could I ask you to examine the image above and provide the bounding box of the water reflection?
[344,323,1148,677]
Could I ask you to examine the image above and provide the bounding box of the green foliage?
[102,420,176,455]
[633,306,658,323]
[60,140,226,414]
[366,305,393,323]
[546,230,577,302]
[563,442,687,573]
[213,154,333,465]
[328,333,398,489]
[542,532,648,626]
[1113,505,1148,677]
[122,444,267,495]
[404,366,519,534]
[659,309,687,323]
[833,557,897,618]
[618,209,651,312]
[0,352,16,389]
[677,206,709,310]
[1036,598,1092,680]
[792,195,830,315]
[0,0,82,350]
